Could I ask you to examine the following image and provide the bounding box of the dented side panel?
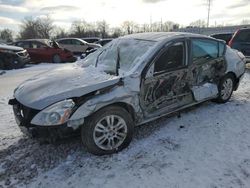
[69,76,142,129]
[141,68,193,118]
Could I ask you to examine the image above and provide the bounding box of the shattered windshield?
[81,38,156,75]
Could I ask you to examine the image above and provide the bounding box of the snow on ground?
[0,63,250,188]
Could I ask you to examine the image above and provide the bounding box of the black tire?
[214,74,235,103]
[81,106,134,155]
[52,54,61,63]
[3,56,25,70]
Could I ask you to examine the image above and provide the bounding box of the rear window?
[192,39,218,62]
[234,30,250,42]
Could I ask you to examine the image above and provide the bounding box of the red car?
[12,39,76,63]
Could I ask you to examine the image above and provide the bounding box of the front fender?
[68,86,141,130]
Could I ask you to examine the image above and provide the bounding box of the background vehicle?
[210,33,233,44]
[0,44,30,69]
[56,38,101,55]
[228,28,250,62]
[9,32,245,155]
[12,39,76,63]
[81,37,100,43]
[94,38,113,46]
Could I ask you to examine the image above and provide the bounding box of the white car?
[56,38,101,54]
[9,32,245,155]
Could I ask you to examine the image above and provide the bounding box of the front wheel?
[52,54,61,63]
[81,106,134,155]
[214,74,235,103]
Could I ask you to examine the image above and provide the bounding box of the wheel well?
[98,102,136,121]
[226,72,238,90]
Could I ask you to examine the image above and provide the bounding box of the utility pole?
[207,0,211,28]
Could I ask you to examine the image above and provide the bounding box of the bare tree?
[0,29,13,42]
[53,26,68,39]
[97,20,109,38]
[70,20,90,37]
[189,20,206,28]
[121,21,135,34]
[36,16,54,38]
[19,16,55,39]
[110,27,123,38]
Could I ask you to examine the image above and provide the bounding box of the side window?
[192,39,218,63]
[17,42,30,48]
[30,42,45,49]
[59,39,71,44]
[72,39,82,45]
[154,42,185,73]
[234,30,250,42]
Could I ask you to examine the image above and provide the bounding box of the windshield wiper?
[116,47,120,76]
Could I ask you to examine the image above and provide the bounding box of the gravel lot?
[0,64,250,188]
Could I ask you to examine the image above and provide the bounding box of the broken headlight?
[31,99,75,126]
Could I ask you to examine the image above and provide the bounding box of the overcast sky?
[0,0,249,32]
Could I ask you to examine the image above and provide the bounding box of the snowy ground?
[0,63,250,188]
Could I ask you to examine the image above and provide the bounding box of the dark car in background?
[0,44,30,69]
[229,28,250,62]
[12,39,76,63]
[95,38,113,46]
[210,33,233,45]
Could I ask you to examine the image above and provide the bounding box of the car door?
[58,39,74,52]
[140,40,194,118]
[233,29,250,57]
[188,38,226,102]
[71,39,87,53]
[28,41,50,62]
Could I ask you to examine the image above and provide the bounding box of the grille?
[13,101,39,127]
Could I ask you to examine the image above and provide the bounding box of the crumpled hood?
[14,64,119,110]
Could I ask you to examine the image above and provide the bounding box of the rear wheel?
[81,106,134,155]
[52,54,61,63]
[214,74,235,103]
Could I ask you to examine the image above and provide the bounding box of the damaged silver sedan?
[9,32,245,155]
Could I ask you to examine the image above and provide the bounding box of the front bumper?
[9,98,77,139]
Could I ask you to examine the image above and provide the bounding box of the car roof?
[121,32,212,42]
[238,27,250,31]
[56,38,81,40]
[82,37,100,39]
[211,33,233,36]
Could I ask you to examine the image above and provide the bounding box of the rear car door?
[188,38,226,102]
[140,39,193,118]
[58,39,74,52]
[71,39,88,53]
